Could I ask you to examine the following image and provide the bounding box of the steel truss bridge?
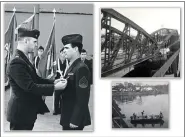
[101,9,180,77]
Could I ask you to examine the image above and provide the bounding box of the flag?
[5,12,17,55]
[38,20,57,79]
[16,13,37,62]
[16,14,35,30]
[4,11,17,86]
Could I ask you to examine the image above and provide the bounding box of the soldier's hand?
[70,123,78,128]
[54,77,66,84]
[54,79,61,84]
[54,78,67,90]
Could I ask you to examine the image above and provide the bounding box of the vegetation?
[112,82,168,96]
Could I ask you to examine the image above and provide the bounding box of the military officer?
[53,48,69,115]
[33,45,44,70]
[56,47,68,78]
[6,27,67,130]
[33,45,46,101]
[59,34,91,130]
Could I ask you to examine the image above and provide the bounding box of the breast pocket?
[66,73,75,87]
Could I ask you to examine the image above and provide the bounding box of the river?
[113,94,169,128]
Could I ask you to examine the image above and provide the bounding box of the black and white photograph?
[3,3,93,131]
[112,81,169,128]
[101,8,180,77]
[1,1,184,137]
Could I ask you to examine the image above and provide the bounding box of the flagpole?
[34,6,35,14]
[33,4,39,30]
[53,8,56,21]
[12,7,17,54]
[33,5,39,57]
[13,7,16,14]
[9,7,16,95]
[52,8,56,111]
[52,8,56,75]
[12,7,17,35]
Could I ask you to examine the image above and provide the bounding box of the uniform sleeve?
[9,58,54,96]
[36,75,54,84]
[70,66,90,126]
[88,60,93,84]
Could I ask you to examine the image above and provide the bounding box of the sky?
[110,8,180,34]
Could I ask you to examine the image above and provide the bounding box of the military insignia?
[79,76,88,88]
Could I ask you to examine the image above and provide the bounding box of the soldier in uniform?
[6,27,67,130]
[53,48,69,115]
[60,34,91,130]
[33,45,46,101]
[33,45,44,70]
[80,49,93,85]
[56,47,68,78]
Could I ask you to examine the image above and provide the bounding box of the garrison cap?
[61,34,83,45]
[18,27,40,39]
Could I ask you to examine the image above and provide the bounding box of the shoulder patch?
[79,76,88,88]
[15,55,19,58]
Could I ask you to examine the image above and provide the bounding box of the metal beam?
[103,24,135,41]
[102,55,154,77]
[101,8,156,44]
[152,49,180,77]
[168,39,180,49]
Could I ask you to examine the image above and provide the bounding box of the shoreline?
[113,91,168,96]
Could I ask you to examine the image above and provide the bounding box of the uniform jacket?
[60,58,91,127]
[7,49,54,124]
[84,59,93,85]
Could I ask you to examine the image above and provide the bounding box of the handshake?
[54,77,67,90]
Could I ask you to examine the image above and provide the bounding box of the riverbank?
[113,90,168,97]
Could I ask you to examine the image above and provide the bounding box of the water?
[113,94,169,128]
